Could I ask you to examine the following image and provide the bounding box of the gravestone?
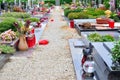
[55,0,60,6]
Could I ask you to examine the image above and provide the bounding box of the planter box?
[92,42,120,80]
[81,30,120,45]
[75,23,118,36]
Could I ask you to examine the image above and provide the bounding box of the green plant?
[112,40,120,62]
[68,12,88,20]
[0,17,18,33]
[102,35,114,42]
[13,20,31,35]
[33,0,38,4]
[85,8,95,11]
[68,12,80,20]
[0,44,16,54]
[88,33,102,42]
[1,12,30,19]
[67,8,106,19]
[24,18,39,22]
[62,4,70,9]
[110,13,120,22]
[64,8,83,17]
[88,33,114,42]
[64,8,71,16]
[44,0,55,5]
[85,8,105,16]
[60,0,72,4]
[103,0,110,9]
[78,12,89,19]
[88,15,97,19]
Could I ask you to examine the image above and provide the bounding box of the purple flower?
[13,22,19,27]
[25,20,31,28]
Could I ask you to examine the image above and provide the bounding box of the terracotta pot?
[18,35,28,51]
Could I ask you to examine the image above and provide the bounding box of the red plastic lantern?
[70,20,74,28]
[26,34,36,48]
[108,19,115,29]
[31,28,35,33]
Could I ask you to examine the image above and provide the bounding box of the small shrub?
[110,13,120,22]
[68,12,80,20]
[88,33,114,42]
[64,8,83,17]
[68,12,88,20]
[0,18,18,33]
[78,12,89,19]
[24,18,39,22]
[1,12,30,19]
[84,8,105,16]
[44,0,55,5]
[64,8,71,16]
[88,15,97,19]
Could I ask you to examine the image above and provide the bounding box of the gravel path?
[0,6,80,80]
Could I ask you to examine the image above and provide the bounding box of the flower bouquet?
[13,20,31,36]
[13,20,31,51]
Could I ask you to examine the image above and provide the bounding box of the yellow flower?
[21,27,25,31]
[105,10,112,18]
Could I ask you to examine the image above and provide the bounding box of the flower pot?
[18,35,28,51]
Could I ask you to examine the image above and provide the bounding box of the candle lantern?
[70,20,74,28]
[83,55,95,79]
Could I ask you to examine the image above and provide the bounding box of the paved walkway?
[0,6,79,80]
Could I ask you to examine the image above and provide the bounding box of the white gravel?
[0,6,80,80]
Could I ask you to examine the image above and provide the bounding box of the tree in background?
[60,0,72,4]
